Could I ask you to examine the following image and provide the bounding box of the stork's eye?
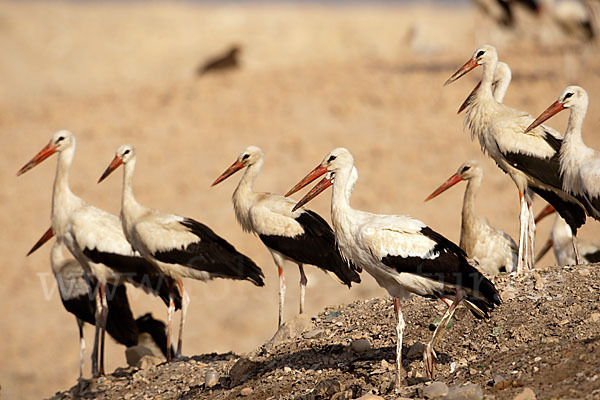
[123,149,130,155]
[564,92,573,100]
[476,50,485,58]
[461,166,471,174]
[56,136,65,143]
[242,154,249,160]
[327,155,337,163]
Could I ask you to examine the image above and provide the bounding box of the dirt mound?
[50,265,600,400]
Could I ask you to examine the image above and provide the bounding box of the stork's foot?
[424,342,437,379]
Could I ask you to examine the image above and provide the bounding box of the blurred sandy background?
[2,1,600,398]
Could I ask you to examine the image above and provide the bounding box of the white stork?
[98,144,265,358]
[425,160,518,275]
[540,0,596,42]
[526,86,599,211]
[17,131,181,375]
[473,0,541,27]
[534,205,600,265]
[445,45,588,272]
[286,148,501,383]
[211,146,361,328]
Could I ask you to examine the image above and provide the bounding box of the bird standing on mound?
[98,144,265,359]
[212,146,361,328]
[286,148,501,384]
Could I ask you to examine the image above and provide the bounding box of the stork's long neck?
[232,159,262,233]
[331,165,358,236]
[465,58,499,149]
[52,146,78,238]
[460,175,481,249]
[121,158,147,235]
[560,102,588,193]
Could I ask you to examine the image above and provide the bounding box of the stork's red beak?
[27,227,54,256]
[458,81,481,114]
[534,204,556,224]
[17,142,57,176]
[98,155,123,183]
[291,175,333,212]
[285,164,328,197]
[525,101,565,133]
[444,58,479,86]
[425,173,463,202]
[211,160,245,186]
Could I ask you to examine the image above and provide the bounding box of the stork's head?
[525,86,588,133]
[425,160,483,202]
[17,130,75,176]
[211,145,264,186]
[98,144,135,183]
[445,44,498,86]
[285,147,352,198]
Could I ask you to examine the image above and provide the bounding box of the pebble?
[512,387,536,400]
[138,355,162,370]
[125,346,155,367]
[284,366,292,373]
[304,329,325,339]
[423,381,449,399]
[204,370,219,388]
[589,313,600,323]
[354,395,384,400]
[406,341,424,359]
[351,338,372,353]
[444,383,483,400]
[240,387,253,396]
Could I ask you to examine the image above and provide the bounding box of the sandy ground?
[1,2,599,399]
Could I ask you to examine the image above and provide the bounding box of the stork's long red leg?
[176,279,188,357]
[298,264,307,315]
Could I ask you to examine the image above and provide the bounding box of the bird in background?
[534,205,600,265]
[211,145,361,328]
[16,130,181,376]
[425,160,518,275]
[286,148,500,384]
[98,144,265,360]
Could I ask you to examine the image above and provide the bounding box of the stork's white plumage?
[211,146,360,328]
[17,131,180,376]
[458,61,512,114]
[286,148,501,384]
[445,45,588,272]
[526,86,600,210]
[98,144,265,358]
[425,160,518,275]
[534,205,600,265]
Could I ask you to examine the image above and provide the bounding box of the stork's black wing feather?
[258,210,361,287]
[153,218,264,287]
[83,248,182,310]
[380,227,501,315]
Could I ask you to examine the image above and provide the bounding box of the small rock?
[304,329,325,339]
[283,366,292,373]
[423,381,449,399]
[444,383,483,400]
[533,357,542,363]
[266,314,313,349]
[513,387,536,400]
[204,370,219,388]
[125,345,154,367]
[406,342,424,359]
[354,395,384,400]
[229,357,259,386]
[310,379,343,397]
[240,387,253,396]
[331,390,353,400]
[138,355,162,370]
[589,313,600,323]
[351,338,372,353]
